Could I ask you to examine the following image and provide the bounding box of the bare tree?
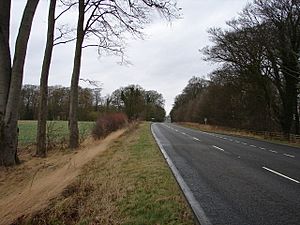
[202,0,300,135]
[36,0,78,157]
[0,1,11,119]
[0,0,40,166]
[68,0,178,148]
[36,0,57,157]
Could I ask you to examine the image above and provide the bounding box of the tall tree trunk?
[69,0,84,149]
[280,49,300,135]
[0,0,11,116]
[36,0,56,157]
[0,1,12,163]
[295,95,299,134]
[1,0,39,166]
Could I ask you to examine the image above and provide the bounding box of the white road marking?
[175,129,178,132]
[283,154,295,158]
[259,147,266,150]
[263,167,300,184]
[193,137,200,141]
[269,150,278,153]
[229,139,233,141]
[213,145,225,152]
[182,132,187,135]
[242,142,247,145]
[235,140,240,143]
[250,145,257,148]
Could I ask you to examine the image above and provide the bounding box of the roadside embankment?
[9,122,194,225]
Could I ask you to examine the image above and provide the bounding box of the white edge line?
[213,145,225,152]
[193,137,200,141]
[262,166,300,184]
[151,124,212,225]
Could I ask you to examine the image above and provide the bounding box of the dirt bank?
[0,129,125,225]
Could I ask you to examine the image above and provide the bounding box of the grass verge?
[179,122,300,148]
[18,120,94,146]
[15,122,194,225]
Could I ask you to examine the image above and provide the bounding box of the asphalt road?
[151,123,300,225]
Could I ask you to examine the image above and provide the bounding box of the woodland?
[171,0,300,135]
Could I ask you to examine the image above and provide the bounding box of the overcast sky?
[11,0,249,114]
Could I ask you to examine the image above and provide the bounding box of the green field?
[18,120,95,146]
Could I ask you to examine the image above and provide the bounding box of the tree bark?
[0,0,12,165]
[1,0,39,166]
[69,0,84,149]
[0,0,11,116]
[36,0,56,157]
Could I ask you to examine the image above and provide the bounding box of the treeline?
[171,76,278,131]
[171,0,300,134]
[20,84,166,122]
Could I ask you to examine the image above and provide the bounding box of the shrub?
[92,113,128,139]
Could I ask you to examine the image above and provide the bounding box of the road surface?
[151,123,300,225]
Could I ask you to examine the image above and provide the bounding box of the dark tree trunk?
[281,77,294,136]
[1,0,39,166]
[69,0,84,149]
[280,48,300,135]
[0,0,11,116]
[0,1,12,164]
[36,0,56,157]
[295,96,299,134]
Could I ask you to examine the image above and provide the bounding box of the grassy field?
[16,122,194,225]
[18,120,95,146]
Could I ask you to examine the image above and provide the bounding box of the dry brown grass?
[0,129,126,225]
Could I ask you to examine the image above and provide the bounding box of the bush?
[92,113,128,139]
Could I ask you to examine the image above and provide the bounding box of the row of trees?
[20,84,166,122]
[171,0,300,134]
[110,85,166,122]
[170,76,279,131]
[20,85,101,121]
[0,0,176,166]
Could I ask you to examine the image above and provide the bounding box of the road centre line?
[193,137,200,141]
[213,145,225,152]
[250,145,257,148]
[283,154,295,158]
[262,167,300,184]
[269,150,278,153]
[259,147,265,150]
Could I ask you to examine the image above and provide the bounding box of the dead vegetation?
[0,129,126,225]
